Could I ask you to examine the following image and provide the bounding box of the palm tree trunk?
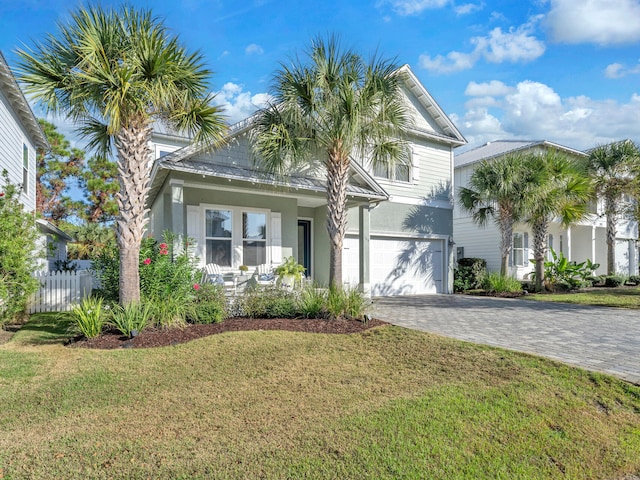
[605,193,616,275]
[532,218,548,292]
[326,149,350,287]
[115,116,153,305]
[499,210,513,277]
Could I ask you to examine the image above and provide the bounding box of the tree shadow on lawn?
[10,313,74,346]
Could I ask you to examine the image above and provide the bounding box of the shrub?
[109,302,153,337]
[482,272,522,294]
[139,231,199,300]
[0,171,40,325]
[93,231,200,304]
[189,283,227,324]
[626,275,640,286]
[148,296,192,329]
[298,284,328,318]
[234,286,298,318]
[326,286,367,319]
[91,245,120,303]
[67,296,105,338]
[536,249,600,291]
[604,275,624,287]
[454,258,487,292]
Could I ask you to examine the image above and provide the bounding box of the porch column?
[566,226,572,261]
[170,179,185,241]
[591,226,596,264]
[359,205,371,297]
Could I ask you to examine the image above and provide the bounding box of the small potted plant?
[275,256,306,289]
[239,265,249,274]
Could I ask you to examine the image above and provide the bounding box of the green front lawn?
[1,314,639,479]
[524,287,640,308]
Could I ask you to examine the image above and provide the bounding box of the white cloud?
[465,80,514,97]
[604,62,640,79]
[245,43,264,55]
[454,2,484,15]
[420,18,545,73]
[379,0,449,15]
[214,82,273,124]
[456,79,640,150]
[419,50,477,74]
[546,0,640,45]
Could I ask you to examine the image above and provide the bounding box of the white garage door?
[343,236,444,295]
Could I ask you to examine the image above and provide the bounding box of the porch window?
[205,209,232,266]
[242,211,267,265]
[512,232,528,267]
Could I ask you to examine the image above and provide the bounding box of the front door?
[297,220,311,277]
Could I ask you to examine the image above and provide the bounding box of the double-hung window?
[512,232,528,267]
[205,209,232,267]
[372,158,411,183]
[242,212,267,265]
[22,144,28,193]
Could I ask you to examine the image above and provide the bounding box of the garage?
[343,236,444,295]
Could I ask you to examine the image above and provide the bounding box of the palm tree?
[252,36,410,287]
[458,153,533,276]
[586,140,639,275]
[17,5,227,305]
[523,150,591,291]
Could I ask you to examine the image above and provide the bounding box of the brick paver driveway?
[370,294,640,385]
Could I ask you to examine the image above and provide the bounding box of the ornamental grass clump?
[327,286,367,320]
[298,284,328,318]
[109,302,153,337]
[482,272,522,294]
[67,296,105,339]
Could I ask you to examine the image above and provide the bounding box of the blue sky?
[1,0,640,151]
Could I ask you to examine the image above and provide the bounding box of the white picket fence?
[29,270,93,313]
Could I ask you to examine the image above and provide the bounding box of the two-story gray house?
[147,65,466,295]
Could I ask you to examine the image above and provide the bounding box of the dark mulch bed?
[69,317,388,350]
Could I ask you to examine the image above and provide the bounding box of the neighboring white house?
[0,50,76,271]
[453,140,638,278]
[147,64,467,295]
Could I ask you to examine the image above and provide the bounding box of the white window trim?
[22,143,29,194]
[511,232,529,268]
[200,204,271,269]
[154,143,179,159]
[371,149,414,184]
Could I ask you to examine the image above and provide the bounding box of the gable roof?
[396,64,466,146]
[455,140,587,168]
[0,51,48,150]
[149,64,464,204]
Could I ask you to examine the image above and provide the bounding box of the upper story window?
[372,158,412,183]
[22,144,28,193]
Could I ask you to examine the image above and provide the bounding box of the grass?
[1,313,639,479]
[525,287,640,309]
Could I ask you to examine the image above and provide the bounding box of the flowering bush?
[139,231,199,301]
[0,171,39,325]
[93,230,200,305]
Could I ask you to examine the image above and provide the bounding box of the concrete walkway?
[370,294,640,385]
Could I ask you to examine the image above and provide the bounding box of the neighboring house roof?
[396,64,467,146]
[454,140,587,168]
[36,219,74,242]
[0,51,49,150]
